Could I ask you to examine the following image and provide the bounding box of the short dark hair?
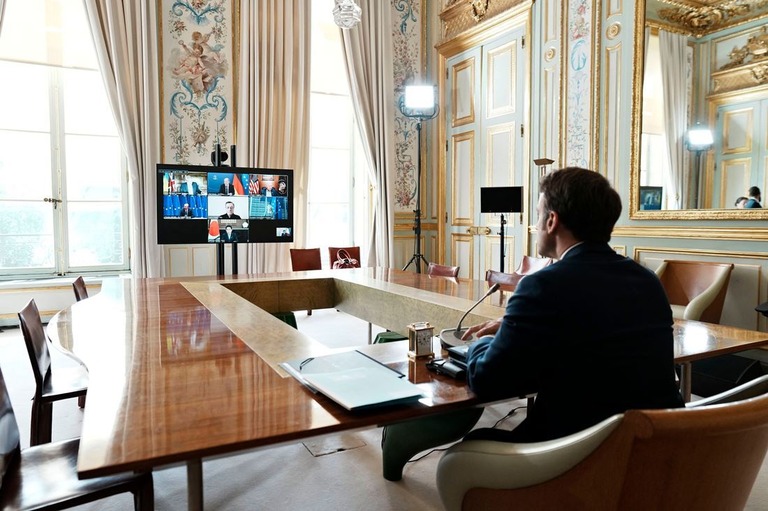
[539,167,621,243]
[735,196,748,206]
[749,186,761,198]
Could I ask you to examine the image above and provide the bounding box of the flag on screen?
[209,220,220,237]
[233,175,245,195]
[249,179,260,195]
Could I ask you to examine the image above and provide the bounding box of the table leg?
[187,459,203,511]
[679,362,692,402]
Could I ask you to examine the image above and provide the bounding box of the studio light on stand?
[400,84,439,274]
[480,187,523,273]
[332,0,361,29]
[685,124,713,209]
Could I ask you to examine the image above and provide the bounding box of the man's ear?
[546,210,559,233]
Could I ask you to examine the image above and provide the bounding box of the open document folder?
[280,350,424,411]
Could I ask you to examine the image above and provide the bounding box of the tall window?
[309,0,371,265]
[0,0,128,277]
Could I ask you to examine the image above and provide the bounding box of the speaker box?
[691,354,764,397]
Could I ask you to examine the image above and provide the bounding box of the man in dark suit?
[179,203,193,218]
[745,186,762,208]
[218,177,235,195]
[221,225,238,243]
[218,201,241,220]
[463,167,683,443]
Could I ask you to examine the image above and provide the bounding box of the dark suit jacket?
[466,242,683,442]
[219,183,234,195]
[745,198,762,208]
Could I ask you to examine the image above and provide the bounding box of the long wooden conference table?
[47,268,768,510]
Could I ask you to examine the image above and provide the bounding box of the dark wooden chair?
[0,365,154,510]
[289,248,322,316]
[329,246,361,268]
[72,276,88,302]
[427,262,460,278]
[289,248,322,271]
[18,299,88,446]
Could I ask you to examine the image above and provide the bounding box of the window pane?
[0,131,53,199]
[310,93,351,148]
[307,203,350,248]
[310,0,349,96]
[0,61,51,132]
[67,202,124,266]
[309,147,350,202]
[0,201,54,269]
[65,135,122,200]
[62,69,118,135]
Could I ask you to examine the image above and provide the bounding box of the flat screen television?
[156,163,294,244]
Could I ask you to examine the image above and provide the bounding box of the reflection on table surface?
[47,269,500,478]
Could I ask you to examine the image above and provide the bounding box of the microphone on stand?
[439,283,501,348]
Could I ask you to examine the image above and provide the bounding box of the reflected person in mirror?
[745,186,762,208]
[461,167,683,443]
[735,196,748,209]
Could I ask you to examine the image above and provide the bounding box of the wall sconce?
[534,158,555,177]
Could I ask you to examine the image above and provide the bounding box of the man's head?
[735,196,748,208]
[225,225,232,233]
[278,180,286,192]
[224,201,235,214]
[536,167,621,257]
[749,186,761,201]
[183,203,190,209]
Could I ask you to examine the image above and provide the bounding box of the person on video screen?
[275,180,287,196]
[222,225,238,243]
[179,203,194,218]
[219,177,235,195]
[218,201,241,219]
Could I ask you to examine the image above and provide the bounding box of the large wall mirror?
[630,0,768,220]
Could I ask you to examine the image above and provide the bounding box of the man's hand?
[461,318,502,340]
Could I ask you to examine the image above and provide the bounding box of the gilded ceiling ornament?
[658,1,759,34]
[720,26,768,69]
[753,63,768,83]
[470,0,490,22]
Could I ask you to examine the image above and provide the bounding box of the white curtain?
[83,0,163,277]
[0,0,6,33]
[340,0,396,268]
[659,30,689,210]
[238,0,310,273]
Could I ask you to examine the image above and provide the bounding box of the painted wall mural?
[392,0,421,215]
[160,0,234,165]
[565,0,592,168]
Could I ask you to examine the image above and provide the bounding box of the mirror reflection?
[636,0,768,215]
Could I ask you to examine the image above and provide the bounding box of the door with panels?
[443,22,529,280]
[710,98,768,208]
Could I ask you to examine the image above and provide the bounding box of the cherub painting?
[171,30,228,95]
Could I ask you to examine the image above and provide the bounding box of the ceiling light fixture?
[333,0,362,29]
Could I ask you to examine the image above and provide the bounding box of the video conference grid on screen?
[156,164,293,245]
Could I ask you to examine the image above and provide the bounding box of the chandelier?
[333,0,362,29]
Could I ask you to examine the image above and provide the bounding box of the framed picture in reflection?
[640,186,663,210]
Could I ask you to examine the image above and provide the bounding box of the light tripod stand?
[400,85,438,273]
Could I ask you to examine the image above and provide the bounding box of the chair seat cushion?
[0,438,149,510]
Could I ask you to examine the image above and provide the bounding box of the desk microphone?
[439,283,500,348]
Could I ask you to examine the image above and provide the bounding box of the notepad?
[280,350,424,411]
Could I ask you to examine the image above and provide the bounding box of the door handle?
[466,226,492,235]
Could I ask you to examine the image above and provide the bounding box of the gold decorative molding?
[471,0,490,21]
[613,225,768,241]
[439,0,527,40]
[657,0,768,37]
[712,60,768,93]
[607,22,622,39]
[545,47,557,61]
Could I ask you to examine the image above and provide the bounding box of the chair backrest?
[485,269,521,292]
[18,299,51,395]
[427,262,460,278]
[72,276,88,302]
[0,366,21,485]
[515,255,553,275]
[454,393,768,511]
[328,247,361,268]
[655,260,734,323]
[290,248,322,271]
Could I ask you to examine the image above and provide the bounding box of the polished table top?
[47,268,768,478]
